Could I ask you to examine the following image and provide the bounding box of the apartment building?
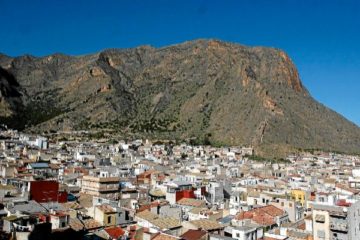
[81,173,120,199]
[312,200,360,240]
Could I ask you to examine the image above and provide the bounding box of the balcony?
[329,211,347,218]
[98,185,119,192]
[82,175,120,183]
[330,220,348,232]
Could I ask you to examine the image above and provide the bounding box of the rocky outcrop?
[0,66,23,117]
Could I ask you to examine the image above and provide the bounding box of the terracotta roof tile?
[83,219,102,230]
[234,205,285,226]
[177,198,206,207]
[105,226,125,239]
[180,229,207,240]
[152,233,180,240]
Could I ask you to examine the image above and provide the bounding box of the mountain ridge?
[0,39,359,157]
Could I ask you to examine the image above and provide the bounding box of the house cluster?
[0,128,360,240]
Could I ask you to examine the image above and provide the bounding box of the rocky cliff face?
[0,65,23,118]
[1,40,359,157]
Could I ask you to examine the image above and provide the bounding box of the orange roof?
[181,229,207,240]
[137,204,151,213]
[235,205,285,226]
[137,200,168,213]
[260,205,285,217]
[152,233,180,240]
[105,226,125,239]
[177,198,206,207]
[336,199,352,207]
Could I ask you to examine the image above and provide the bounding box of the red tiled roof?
[137,200,169,213]
[252,213,275,226]
[17,167,26,172]
[336,199,352,207]
[105,226,125,239]
[180,229,207,240]
[235,205,285,226]
[137,204,151,213]
[152,233,179,240]
[260,205,285,217]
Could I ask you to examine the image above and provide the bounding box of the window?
[108,216,112,224]
[315,214,325,223]
[289,203,293,207]
[317,230,325,239]
[281,202,284,207]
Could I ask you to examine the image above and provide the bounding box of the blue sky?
[0,0,359,126]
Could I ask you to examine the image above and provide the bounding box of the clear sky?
[1,0,359,126]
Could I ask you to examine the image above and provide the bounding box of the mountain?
[0,40,359,157]
[0,64,24,119]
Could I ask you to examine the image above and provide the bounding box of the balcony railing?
[330,220,348,232]
[98,185,119,192]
